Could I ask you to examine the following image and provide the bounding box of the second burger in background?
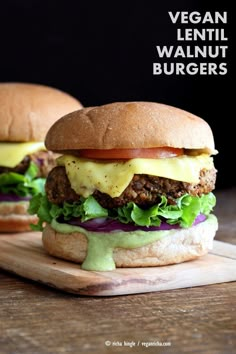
[0,82,83,232]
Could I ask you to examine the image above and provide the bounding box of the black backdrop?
[0,1,234,188]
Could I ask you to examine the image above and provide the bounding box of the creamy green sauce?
[50,215,216,271]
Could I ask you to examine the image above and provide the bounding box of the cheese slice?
[58,154,214,198]
[0,142,45,168]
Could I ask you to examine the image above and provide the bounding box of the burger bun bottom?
[42,215,218,268]
[0,201,38,233]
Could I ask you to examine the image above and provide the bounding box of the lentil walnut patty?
[0,151,56,178]
[45,165,216,208]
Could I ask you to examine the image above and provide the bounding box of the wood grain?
[0,232,235,296]
[0,271,235,354]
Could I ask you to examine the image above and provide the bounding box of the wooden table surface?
[0,188,235,354]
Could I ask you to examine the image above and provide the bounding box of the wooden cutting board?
[0,232,235,296]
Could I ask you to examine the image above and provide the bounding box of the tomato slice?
[78,147,183,159]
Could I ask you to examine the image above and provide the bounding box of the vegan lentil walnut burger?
[0,83,82,232]
[30,102,218,271]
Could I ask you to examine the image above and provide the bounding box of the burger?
[0,82,82,232]
[30,102,218,271]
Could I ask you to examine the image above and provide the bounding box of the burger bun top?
[0,82,83,142]
[45,101,217,154]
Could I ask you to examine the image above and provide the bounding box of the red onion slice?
[0,193,31,202]
[67,214,206,232]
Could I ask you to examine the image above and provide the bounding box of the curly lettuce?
[29,192,216,231]
[0,162,45,197]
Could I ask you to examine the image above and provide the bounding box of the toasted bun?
[42,216,218,268]
[0,83,83,142]
[0,201,38,232]
[45,102,216,154]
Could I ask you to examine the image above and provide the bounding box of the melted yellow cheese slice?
[58,154,214,198]
[0,142,45,168]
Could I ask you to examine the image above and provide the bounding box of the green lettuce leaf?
[29,195,108,231]
[199,192,217,215]
[29,192,216,231]
[0,162,45,197]
[117,193,216,228]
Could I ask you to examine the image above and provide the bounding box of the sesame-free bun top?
[45,102,216,154]
[0,83,83,142]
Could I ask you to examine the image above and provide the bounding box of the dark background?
[0,1,234,189]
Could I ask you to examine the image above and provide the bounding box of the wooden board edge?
[0,254,235,296]
[210,240,236,259]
